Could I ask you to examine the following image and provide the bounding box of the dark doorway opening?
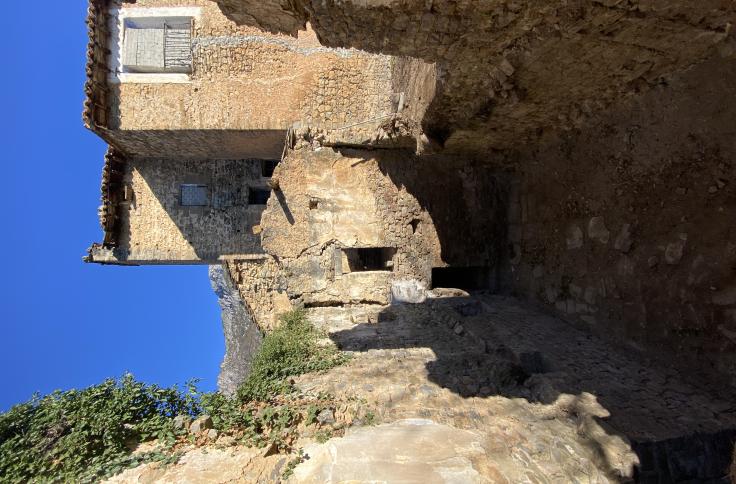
[343,248,396,272]
[431,267,493,291]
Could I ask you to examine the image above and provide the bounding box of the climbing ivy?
[0,310,350,483]
[0,375,196,483]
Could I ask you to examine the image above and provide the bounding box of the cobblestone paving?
[300,304,638,482]
[300,296,736,483]
[470,295,736,442]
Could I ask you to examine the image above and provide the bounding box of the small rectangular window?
[122,18,192,73]
[261,160,279,178]
[342,248,396,272]
[180,184,208,206]
[248,188,271,205]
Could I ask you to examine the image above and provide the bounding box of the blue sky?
[0,1,223,410]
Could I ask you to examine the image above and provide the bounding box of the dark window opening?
[180,184,208,206]
[248,187,271,205]
[309,199,319,210]
[431,267,492,291]
[261,159,279,178]
[343,248,396,272]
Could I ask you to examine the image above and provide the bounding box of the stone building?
[213,0,736,390]
[83,0,408,266]
[84,0,489,328]
[81,0,736,479]
[83,0,736,382]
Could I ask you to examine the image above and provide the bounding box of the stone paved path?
[299,295,736,483]
[299,303,637,482]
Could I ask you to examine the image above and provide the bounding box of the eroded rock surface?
[209,264,263,396]
[106,446,287,483]
[294,419,501,483]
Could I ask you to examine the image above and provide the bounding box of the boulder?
[173,415,191,430]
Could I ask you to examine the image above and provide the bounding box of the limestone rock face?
[209,265,263,396]
[292,419,488,483]
[105,446,286,483]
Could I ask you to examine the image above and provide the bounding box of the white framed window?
[109,7,202,84]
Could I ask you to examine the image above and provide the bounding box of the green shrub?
[0,310,349,483]
[0,374,196,483]
[237,309,347,402]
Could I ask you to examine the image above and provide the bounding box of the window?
[180,184,208,206]
[248,188,271,205]
[342,248,396,272]
[261,160,279,178]
[122,17,192,73]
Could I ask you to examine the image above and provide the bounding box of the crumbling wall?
[226,257,291,332]
[245,138,505,314]
[506,54,736,386]
[90,158,268,264]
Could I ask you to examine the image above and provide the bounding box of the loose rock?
[173,415,191,430]
[566,225,584,249]
[588,217,610,244]
[317,409,336,425]
[665,234,687,265]
[190,415,214,434]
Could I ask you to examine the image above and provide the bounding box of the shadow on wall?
[329,296,736,482]
[338,148,508,291]
[117,157,272,263]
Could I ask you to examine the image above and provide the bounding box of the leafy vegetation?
[0,375,195,483]
[237,309,348,401]
[0,310,351,483]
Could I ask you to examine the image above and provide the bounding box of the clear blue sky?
[0,1,223,411]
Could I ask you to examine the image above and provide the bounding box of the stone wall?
[214,0,736,154]
[104,0,402,157]
[226,257,290,332]
[505,54,736,386]
[232,137,506,319]
[89,158,269,264]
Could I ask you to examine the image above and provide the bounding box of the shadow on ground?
[327,295,736,483]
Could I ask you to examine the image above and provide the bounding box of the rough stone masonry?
[83,0,736,481]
